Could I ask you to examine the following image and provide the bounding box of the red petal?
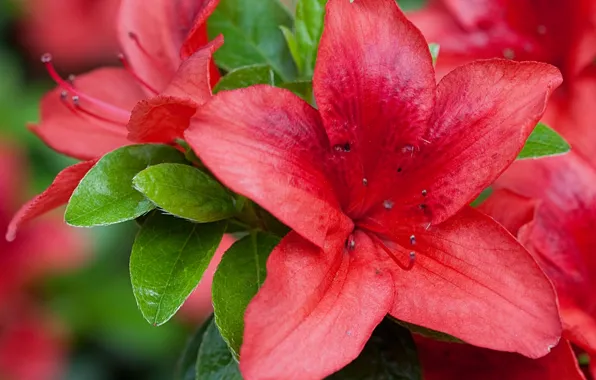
[186,85,351,247]
[413,60,561,225]
[6,160,97,241]
[389,206,561,358]
[313,0,435,212]
[178,0,219,61]
[117,0,219,93]
[477,189,536,235]
[240,231,394,380]
[498,153,596,355]
[127,96,197,143]
[415,336,584,380]
[32,68,142,160]
[127,37,223,144]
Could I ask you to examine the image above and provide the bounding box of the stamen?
[41,54,130,120]
[421,189,427,197]
[383,200,394,210]
[127,32,170,73]
[410,235,416,245]
[118,53,159,95]
[345,234,356,251]
[334,143,351,152]
[368,233,415,271]
[59,96,128,135]
[362,178,368,186]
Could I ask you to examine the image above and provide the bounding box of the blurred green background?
[0,0,424,378]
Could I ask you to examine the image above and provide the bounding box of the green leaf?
[133,163,238,223]
[213,64,276,93]
[212,232,281,357]
[65,144,186,227]
[196,319,242,380]
[470,187,494,207]
[518,123,570,159]
[283,0,326,79]
[280,80,313,103]
[329,319,422,379]
[428,43,440,66]
[208,0,297,81]
[130,213,226,326]
[176,316,213,380]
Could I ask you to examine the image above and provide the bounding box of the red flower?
[0,141,87,304]
[485,152,596,372]
[415,336,585,380]
[183,0,563,378]
[17,0,121,71]
[0,141,85,380]
[407,0,596,166]
[7,0,221,240]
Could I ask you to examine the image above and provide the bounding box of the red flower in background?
[7,0,221,241]
[178,235,235,323]
[415,336,585,380]
[408,0,596,167]
[183,0,562,378]
[482,152,596,376]
[18,0,121,71]
[0,141,86,380]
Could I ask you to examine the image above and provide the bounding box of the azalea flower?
[6,0,221,240]
[0,141,85,380]
[482,152,596,378]
[17,0,121,71]
[407,0,596,166]
[183,0,563,377]
[0,141,86,304]
[414,335,584,380]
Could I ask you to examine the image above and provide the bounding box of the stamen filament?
[60,96,128,136]
[41,54,131,120]
[367,232,415,271]
[118,53,159,95]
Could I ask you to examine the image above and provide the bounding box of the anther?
[333,143,351,153]
[419,204,427,210]
[41,53,52,63]
[409,251,416,260]
[397,167,403,173]
[72,95,80,105]
[67,74,76,84]
[402,144,414,154]
[410,235,416,245]
[345,234,356,251]
[421,189,427,197]
[383,200,394,210]
[60,90,68,99]
[362,178,368,186]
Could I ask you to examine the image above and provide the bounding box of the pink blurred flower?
[18,0,121,71]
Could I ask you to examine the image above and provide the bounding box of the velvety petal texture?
[415,336,584,380]
[240,232,394,380]
[187,85,351,247]
[390,206,560,358]
[6,160,97,241]
[413,60,561,225]
[478,189,536,235]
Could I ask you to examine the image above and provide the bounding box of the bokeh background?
[0,0,424,378]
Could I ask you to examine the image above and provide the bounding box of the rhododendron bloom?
[485,152,596,373]
[184,0,563,378]
[415,336,584,380]
[18,0,121,70]
[408,0,596,166]
[6,0,221,240]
